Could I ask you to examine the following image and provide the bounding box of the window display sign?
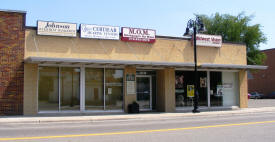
[195,34,222,47]
[187,85,194,98]
[216,85,223,96]
[200,77,207,88]
[223,83,233,89]
[121,27,156,43]
[126,74,136,95]
[80,24,119,40]
[37,21,77,37]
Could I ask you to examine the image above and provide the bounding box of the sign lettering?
[80,24,119,40]
[195,34,222,47]
[121,27,156,43]
[37,21,77,37]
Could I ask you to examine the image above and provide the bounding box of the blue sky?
[2,0,274,50]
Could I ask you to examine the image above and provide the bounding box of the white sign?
[108,88,112,95]
[127,81,136,95]
[80,24,119,40]
[121,27,156,43]
[196,34,222,47]
[37,21,77,37]
[223,83,233,89]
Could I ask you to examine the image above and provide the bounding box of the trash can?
[128,102,139,113]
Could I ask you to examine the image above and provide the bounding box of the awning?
[25,57,195,69]
[200,63,267,70]
[25,57,268,70]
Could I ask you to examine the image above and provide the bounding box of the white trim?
[103,68,106,110]
[150,76,152,110]
[58,66,61,111]
[38,64,124,69]
[80,66,85,112]
[207,71,210,108]
[176,68,239,72]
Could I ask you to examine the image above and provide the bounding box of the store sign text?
[121,27,156,43]
[37,21,77,37]
[80,24,119,40]
[195,34,222,47]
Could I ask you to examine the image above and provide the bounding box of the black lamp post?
[184,16,206,113]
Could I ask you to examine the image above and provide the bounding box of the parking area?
[248,99,275,108]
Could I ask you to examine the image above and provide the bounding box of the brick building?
[0,10,25,115]
[248,49,275,96]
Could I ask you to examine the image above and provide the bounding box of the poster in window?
[126,74,136,95]
[216,85,223,96]
[175,75,184,88]
[187,85,194,98]
[175,74,185,93]
[200,77,207,88]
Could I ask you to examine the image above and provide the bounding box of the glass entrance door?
[136,76,152,110]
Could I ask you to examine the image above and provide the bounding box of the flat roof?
[0,9,26,14]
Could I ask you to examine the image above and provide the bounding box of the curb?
[1,107,275,124]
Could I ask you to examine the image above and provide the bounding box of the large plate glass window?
[60,67,80,110]
[175,71,208,107]
[85,68,104,110]
[38,67,59,111]
[105,69,124,110]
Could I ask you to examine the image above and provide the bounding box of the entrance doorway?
[136,75,152,110]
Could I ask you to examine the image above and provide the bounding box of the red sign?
[121,27,156,43]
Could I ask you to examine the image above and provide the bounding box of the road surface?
[0,111,275,142]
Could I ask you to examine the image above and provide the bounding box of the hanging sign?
[37,21,77,37]
[195,34,222,47]
[121,27,156,43]
[187,85,194,98]
[80,24,119,40]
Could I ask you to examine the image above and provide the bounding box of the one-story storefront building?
[0,10,267,115]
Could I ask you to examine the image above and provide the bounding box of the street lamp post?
[184,16,205,113]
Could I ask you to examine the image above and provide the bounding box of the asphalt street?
[0,111,275,142]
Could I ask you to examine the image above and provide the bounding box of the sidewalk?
[1,107,275,124]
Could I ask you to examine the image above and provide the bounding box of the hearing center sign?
[37,21,77,37]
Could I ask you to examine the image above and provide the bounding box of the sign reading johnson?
[80,24,119,40]
[37,21,77,37]
[195,34,222,48]
[121,27,156,43]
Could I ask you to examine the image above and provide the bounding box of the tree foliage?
[198,12,267,65]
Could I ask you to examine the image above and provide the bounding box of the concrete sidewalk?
[1,107,275,124]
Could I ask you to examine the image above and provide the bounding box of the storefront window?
[38,67,124,112]
[175,71,207,107]
[210,72,239,107]
[210,72,223,106]
[222,72,239,106]
[85,68,104,110]
[105,69,123,110]
[38,67,59,111]
[60,67,80,110]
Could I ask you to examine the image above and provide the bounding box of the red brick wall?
[248,49,275,96]
[0,11,25,115]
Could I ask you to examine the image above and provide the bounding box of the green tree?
[198,12,267,65]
